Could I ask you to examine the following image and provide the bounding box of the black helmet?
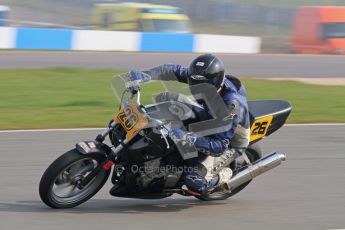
[188,54,225,89]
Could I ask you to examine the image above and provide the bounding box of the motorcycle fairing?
[248,100,292,143]
[75,141,111,156]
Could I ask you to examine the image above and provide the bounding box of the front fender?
[75,141,112,157]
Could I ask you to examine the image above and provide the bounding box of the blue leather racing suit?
[140,64,250,192]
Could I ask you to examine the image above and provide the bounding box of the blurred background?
[0,0,345,129]
[1,0,345,124]
[1,0,345,53]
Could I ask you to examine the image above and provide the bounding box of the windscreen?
[111,72,131,106]
[111,72,150,135]
[321,22,345,39]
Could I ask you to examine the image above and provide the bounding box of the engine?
[135,158,183,193]
[110,122,184,194]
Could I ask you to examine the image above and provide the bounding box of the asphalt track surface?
[0,125,345,230]
[0,51,345,78]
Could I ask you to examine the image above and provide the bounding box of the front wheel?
[39,149,110,209]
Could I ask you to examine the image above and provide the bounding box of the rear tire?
[195,143,262,201]
[39,149,110,209]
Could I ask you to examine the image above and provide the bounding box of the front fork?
[77,158,113,189]
[95,120,116,143]
[78,121,126,189]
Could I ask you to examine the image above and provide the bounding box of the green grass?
[243,79,345,123]
[0,68,344,129]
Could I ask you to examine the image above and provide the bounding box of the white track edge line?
[0,123,345,133]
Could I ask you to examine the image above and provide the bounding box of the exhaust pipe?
[227,152,286,191]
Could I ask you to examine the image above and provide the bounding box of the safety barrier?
[0,27,261,53]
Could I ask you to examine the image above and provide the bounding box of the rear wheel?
[39,149,110,208]
[195,143,262,201]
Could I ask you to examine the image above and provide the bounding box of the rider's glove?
[129,70,151,83]
[126,70,151,93]
[170,128,197,147]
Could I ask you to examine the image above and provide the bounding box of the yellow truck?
[91,2,191,33]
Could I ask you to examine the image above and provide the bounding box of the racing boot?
[217,167,233,185]
[207,167,233,192]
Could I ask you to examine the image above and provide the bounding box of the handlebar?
[127,87,166,127]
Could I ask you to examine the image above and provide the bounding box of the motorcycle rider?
[128,54,250,194]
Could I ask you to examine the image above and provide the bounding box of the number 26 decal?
[251,121,268,135]
[250,116,273,142]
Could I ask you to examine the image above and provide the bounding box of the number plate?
[115,103,148,140]
[250,116,273,142]
[117,107,139,131]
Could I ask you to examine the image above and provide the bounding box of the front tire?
[195,143,262,201]
[39,149,110,209]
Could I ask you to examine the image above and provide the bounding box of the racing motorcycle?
[39,72,292,208]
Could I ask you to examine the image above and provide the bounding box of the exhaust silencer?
[227,152,286,191]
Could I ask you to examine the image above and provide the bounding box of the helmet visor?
[188,75,220,87]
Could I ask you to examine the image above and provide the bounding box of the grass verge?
[0,68,344,129]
